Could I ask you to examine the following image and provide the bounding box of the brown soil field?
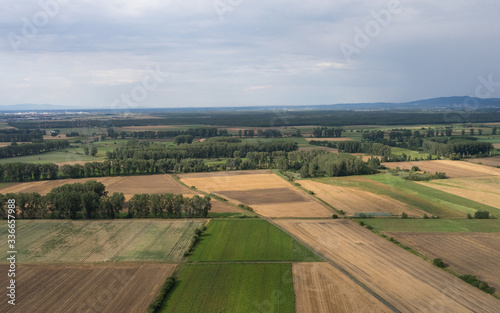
[43,135,70,140]
[0,263,175,313]
[293,263,391,313]
[299,180,424,216]
[467,157,500,167]
[382,160,500,178]
[494,143,500,149]
[298,146,338,153]
[179,170,333,218]
[275,219,500,312]
[418,176,500,210]
[305,138,354,142]
[384,232,500,291]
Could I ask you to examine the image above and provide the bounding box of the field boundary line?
[267,218,401,313]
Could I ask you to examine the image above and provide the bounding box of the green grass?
[369,174,500,216]
[0,150,99,164]
[160,263,295,313]
[189,220,321,262]
[390,147,430,159]
[359,218,500,233]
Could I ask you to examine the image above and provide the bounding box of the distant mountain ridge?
[2,96,500,112]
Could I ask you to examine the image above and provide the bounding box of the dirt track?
[382,160,500,178]
[299,180,423,216]
[275,219,500,312]
[385,232,500,291]
[293,263,391,313]
[0,263,175,313]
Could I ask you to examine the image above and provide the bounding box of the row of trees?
[308,140,392,156]
[0,140,70,158]
[0,129,44,142]
[312,127,344,138]
[0,181,124,219]
[422,140,493,158]
[128,194,211,218]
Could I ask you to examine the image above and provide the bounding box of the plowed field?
[0,263,175,313]
[275,219,500,312]
[381,160,500,178]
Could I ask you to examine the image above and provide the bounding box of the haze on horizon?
[0,0,499,109]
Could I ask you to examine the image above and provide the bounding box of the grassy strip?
[358,218,500,233]
[148,277,176,313]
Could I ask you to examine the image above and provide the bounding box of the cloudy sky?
[1,0,499,109]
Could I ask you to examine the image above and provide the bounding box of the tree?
[492,127,497,135]
[401,212,408,219]
[90,146,98,157]
[81,191,101,219]
[129,194,150,218]
[474,211,490,219]
[433,258,445,268]
[83,146,89,155]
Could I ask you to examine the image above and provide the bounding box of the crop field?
[0,150,98,165]
[467,157,500,167]
[298,179,424,216]
[418,176,500,213]
[384,232,500,291]
[179,170,332,218]
[382,160,500,178]
[292,263,391,313]
[189,220,320,262]
[359,218,500,233]
[160,263,295,313]
[304,137,354,142]
[274,219,500,312]
[0,263,175,313]
[0,220,205,263]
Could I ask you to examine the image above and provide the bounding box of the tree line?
[0,129,44,142]
[0,140,70,158]
[312,127,344,138]
[0,181,211,219]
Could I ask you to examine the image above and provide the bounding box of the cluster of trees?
[128,194,211,218]
[106,139,298,161]
[459,275,494,294]
[0,181,124,219]
[65,132,80,137]
[174,135,194,145]
[124,127,227,140]
[0,129,44,142]
[299,152,379,178]
[0,140,70,158]
[422,140,493,158]
[308,140,392,156]
[238,129,283,138]
[312,127,344,138]
[0,163,59,182]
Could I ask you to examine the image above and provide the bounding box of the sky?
[0,0,499,109]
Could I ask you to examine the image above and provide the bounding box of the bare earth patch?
[0,263,175,313]
[467,157,500,168]
[293,262,391,313]
[384,232,500,291]
[299,180,424,216]
[494,143,500,149]
[275,219,500,312]
[382,160,500,178]
[179,171,333,218]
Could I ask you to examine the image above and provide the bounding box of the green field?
[359,218,500,233]
[311,174,498,217]
[189,220,321,262]
[390,147,430,159]
[161,263,295,313]
[0,219,205,262]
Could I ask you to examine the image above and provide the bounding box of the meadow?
[188,220,321,262]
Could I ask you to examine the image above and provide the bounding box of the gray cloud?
[0,0,499,108]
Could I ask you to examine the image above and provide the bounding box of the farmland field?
[381,160,500,178]
[274,219,500,312]
[298,179,424,216]
[292,263,391,313]
[189,220,320,262]
[179,170,332,218]
[467,157,500,167]
[418,176,500,212]
[304,137,353,141]
[160,263,295,313]
[0,263,176,313]
[359,218,500,233]
[0,220,205,263]
[384,232,500,290]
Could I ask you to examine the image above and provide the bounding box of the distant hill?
[2,96,500,112]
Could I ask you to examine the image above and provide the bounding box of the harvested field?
[299,179,424,216]
[179,170,333,218]
[384,232,500,291]
[293,263,391,313]
[382,160,500,178]
[418,176,500,212]
[275,219,500,312]
[305,138,353,142]
[0,220,205,263]
[0,263,175,313]
[467,157,500,167]
[494,143,500,149]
